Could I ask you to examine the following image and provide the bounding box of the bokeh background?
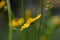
[0,0,60,40]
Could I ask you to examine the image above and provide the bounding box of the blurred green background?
[0,0,60,40]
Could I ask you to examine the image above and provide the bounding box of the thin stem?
[34,1,39,40]
[44,0,52,40]
[39,0,44,40]
[21,0,25,20]
[46,0,52,19]
[6,0,13,40]
[21,0,28,40]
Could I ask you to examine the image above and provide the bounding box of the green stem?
[6,0,13,40]
[21,0,25,20]
[44,0,52,39]
[39,0,44,40]
[34,1,39,40]
[41,0,44,14]
[21,0,28,40]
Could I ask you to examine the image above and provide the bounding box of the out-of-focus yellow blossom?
[20,14,41,31]
[18,18,24,25]
[9,18,24,28]
[0,0,6,9]
[41,36,47,40]
[9,19,18,27]
[25,9,32,19]
[51,16,60,26]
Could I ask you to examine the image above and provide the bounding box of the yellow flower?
[0,0,6,9]
[9,19,18,27]
[9,18,24,28]
[18,18,24,25]
[51,16,60,26]
[25,9,32,19]
[20,14,41,31]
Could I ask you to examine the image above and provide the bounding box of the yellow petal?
[18,18,24,25]
[20,24,30,31]
[26,18,34,24]
[0,0,6,9]
[20,18,34,31]
[34,14,41,20]
[9,19,18,27]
